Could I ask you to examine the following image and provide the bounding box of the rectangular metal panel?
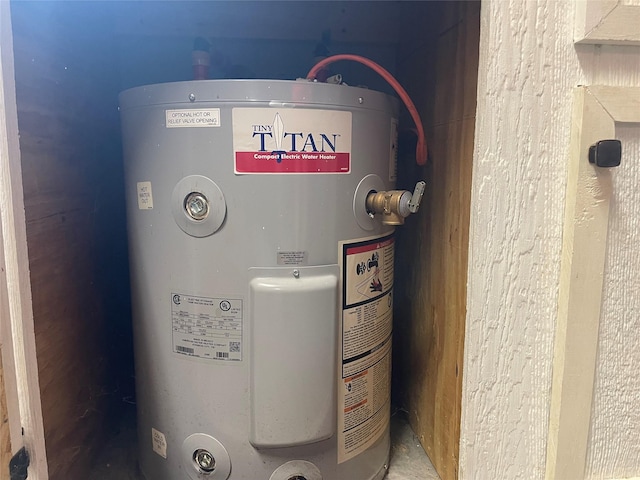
[249,265,339,448]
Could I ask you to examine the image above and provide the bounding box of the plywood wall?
[10,3,132,479]
[393,3,480,480]
[112,1,399,93]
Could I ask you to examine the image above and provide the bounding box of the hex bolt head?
[193,449,216,473]
[185,192,209,221]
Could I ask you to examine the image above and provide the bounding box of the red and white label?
[233,108,352,174]
[338,234,394,463]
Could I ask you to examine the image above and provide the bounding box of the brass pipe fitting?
[365,190,412,225]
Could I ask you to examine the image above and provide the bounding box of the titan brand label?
[233,108,352,174]
[337,234,394,463]
[171,293,243,362]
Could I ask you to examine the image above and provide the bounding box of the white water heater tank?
[120,79,403,480]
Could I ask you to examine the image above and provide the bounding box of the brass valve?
[365,181,425,226]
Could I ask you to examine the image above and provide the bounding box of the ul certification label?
[338,234,393,464]
[171,293,243,361]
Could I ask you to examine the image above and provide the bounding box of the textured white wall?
[461,1,640,479]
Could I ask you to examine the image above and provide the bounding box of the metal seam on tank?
[119,101,398,115]
[119,82,398,112]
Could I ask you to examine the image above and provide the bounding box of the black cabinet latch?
[9,447,29,480]
[589,139,622,167]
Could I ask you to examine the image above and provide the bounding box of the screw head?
[292,269,300,278]
[185,192,209,221]
[189,93,196,102]
[193,449,216,473]
[358,97,364,104]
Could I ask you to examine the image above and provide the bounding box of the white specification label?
[277,250,308,266]
[338,234,394,463]
[137,181,153,210]
[171,293,243,361]
[152,428,167,458]
[165,108,221,128]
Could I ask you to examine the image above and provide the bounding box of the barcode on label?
[176,346,194,354]
[229,342,241,353]
[216,352,229,358]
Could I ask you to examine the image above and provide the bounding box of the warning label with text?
[338,234,394,463]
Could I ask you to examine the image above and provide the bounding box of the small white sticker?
[137,181,153,210]
[277,251,308,266]
[152,428,167,458]
[166,109,221,128]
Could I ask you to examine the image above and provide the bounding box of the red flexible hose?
[307,54,427,166]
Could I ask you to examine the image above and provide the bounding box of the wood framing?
[546,86,640,480]
[394,3,480,479]
[0,354,12,473]
[575,0,640,45]
[9,2,131,478]
[0,1,48,478]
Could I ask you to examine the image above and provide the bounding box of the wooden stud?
[0,1,48,478]
[395,3,480,479]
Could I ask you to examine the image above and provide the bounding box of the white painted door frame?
[575,0,640,45]
[546,86,640,480]
[0,1,48,478]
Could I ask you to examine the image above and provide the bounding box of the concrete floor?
[387,411,440,480]
[89,407,439,480]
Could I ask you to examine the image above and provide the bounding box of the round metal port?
[353,174,386,231]
[181,433,230,480]
[172,176,227,238]
[269,460,322,480]
[193,448,216,474]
